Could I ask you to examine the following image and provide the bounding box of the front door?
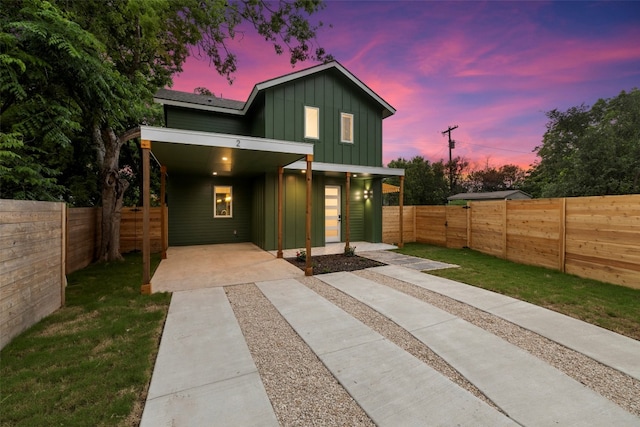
[325,186,341,243]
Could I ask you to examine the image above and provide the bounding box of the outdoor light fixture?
[363,189,373,199]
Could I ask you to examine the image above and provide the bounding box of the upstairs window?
[341,113,354,143]
[305,106,319,139]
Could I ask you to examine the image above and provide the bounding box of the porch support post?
[277,166,284,258]
[398,175,405,249]
[305,155,313,276]
[344,172,351,252]
[160,165,167,260]
[141,139,152,294]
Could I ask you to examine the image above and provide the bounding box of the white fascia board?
[243,62,396,117]
[140,126,313,155]
[152,98,244,115]
[285,161,405,176]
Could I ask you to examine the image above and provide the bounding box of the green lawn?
[397,243,640,340]
[0,253,170,427]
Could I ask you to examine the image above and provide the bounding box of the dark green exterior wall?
[167,173,383,249]
[167,174,253,246]
[166,106,249,135]
[162,68,388,249]
[263,70,384,167]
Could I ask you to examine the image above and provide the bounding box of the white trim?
[140,125,313,155]
[340,112,354,143]
[244,62,396,118]
[285,161,405,176]
[155,62,396,119]
[304,106,320,140]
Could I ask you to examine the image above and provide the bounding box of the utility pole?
[441,125,458,193]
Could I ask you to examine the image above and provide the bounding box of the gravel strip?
[355,269,640,417]
[298,275,504,412]
[225,283,375,427]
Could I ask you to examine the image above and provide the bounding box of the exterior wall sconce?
[363,189,373,199]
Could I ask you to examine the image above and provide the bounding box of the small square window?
[214,186,232,218]
[341,113,354,143]
[305,106,319,139]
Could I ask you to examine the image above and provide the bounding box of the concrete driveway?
[141,244,640,426]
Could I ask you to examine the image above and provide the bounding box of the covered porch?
[138,125,405,294]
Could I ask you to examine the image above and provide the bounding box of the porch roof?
[285,160,405,178]
[140,125,313,177]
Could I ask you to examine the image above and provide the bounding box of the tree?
[3,0,332,261]
[0,0,112,200]
[526,89,640,197]
[386,156,449,205]
[464,164,527,193]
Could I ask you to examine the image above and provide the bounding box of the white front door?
[325,186,341,243]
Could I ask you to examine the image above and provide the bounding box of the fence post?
[398,175,404,248]
[466,202,472,249]
[61,203,67,305]
[502,199,508,259]
[559,198,566,272]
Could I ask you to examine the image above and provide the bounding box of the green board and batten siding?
[167,174,253,246]
[162,65,387,250]
[264,70,383,166]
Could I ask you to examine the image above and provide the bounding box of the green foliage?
[1,0,331,206]
[386,156,452,205]
[463,164,527,193]
[344,245,356,256]
[527,89,640,197]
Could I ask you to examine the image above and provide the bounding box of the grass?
[397,243,640,340]
[0,253,171,427]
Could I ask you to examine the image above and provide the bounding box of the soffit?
[141,126,312,177]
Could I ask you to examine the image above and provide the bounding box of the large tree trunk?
[94,125,134,262]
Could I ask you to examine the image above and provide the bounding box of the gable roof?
[154,61,396,118]
[447,190,532,201]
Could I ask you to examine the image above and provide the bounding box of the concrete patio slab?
[319,272,640,426]
[372,265,640,382]
[140,287,277,426]
[151,243,303,292]
[257,278,517,427]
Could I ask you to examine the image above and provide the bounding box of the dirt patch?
[286,254,385,274]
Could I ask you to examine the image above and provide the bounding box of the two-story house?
[139,61,404,269]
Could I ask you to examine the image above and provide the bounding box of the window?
[214,186,232,218]
[304,106,319,139]
[341,112,354,143]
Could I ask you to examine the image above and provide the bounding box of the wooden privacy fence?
[1,200,66,349]
[383,194,640,289]
[65,206,166,274]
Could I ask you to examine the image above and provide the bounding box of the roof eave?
[153,97,245,115]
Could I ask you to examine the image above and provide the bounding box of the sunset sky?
[171,1,640,170]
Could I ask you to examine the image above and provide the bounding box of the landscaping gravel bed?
[225,284,375,427]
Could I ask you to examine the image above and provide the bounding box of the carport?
[136,125,405,294]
